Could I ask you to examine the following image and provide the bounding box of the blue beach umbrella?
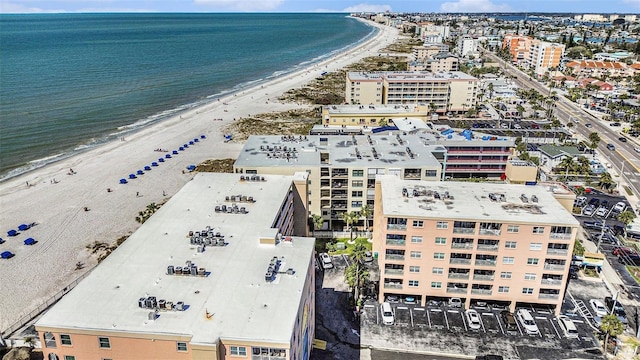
[120,179,128,184]
[166,154,172,158]
[178,147,184,151]
[172,150,178,155]
[200,135,206,139]
[151,162,159,167]
[24,238,36,245]
[1,251,14,259]
[136,170,144,175]
[18,224,30,231]
[159,157,165,162]
[129,174,137,179]
[193,138,199,142]
[7,230,17,237]
[144,166,151,171]
[189,141,194,145]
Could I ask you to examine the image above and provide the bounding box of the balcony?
[538,293,559,299]
[450,258,471,265]
[331,171,348,178]
[385,254,405,261]
[453,228,475,234]
[541,278,563,286]
[387,224,407,231]
[543,264,565,271]
[384,269,404,275]
[384,283,403,289]
[477,244,499,251]
[474,259,496,267]
[479,229,501,236]
[447,288,468,294]
[471,289,492,295]
[473,274,495,281]
[386,239,406,246]
[550,233,571,240]
[331,182,347,188]
[451,243,473,250]
[448,272,470,279]
[546,248,569,256]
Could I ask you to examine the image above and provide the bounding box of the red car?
[612,247,637,256]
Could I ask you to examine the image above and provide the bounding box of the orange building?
[373,175,578,315]
[502,35,564,76]
[36,173,316,360]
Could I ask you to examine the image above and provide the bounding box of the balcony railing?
[450,258,471,265]
[384,283,403,289]
[453,228,475,234]
[473,274,495,281]
[474,260,497,267]
[387,224,407,231]
[471,289,492,295]
[479,229,501,236]
[332,172,348,178]
[448,273,470,279]
[404,173,422,179]
[541,278,562,286]
[477,244,499,251]
[546,248,569,256]
[538,293,559,299]
[447,288,468,294]
[550,233,572,240]
[386,239,406,246]
[451,243,474,249]
[543,264,565,271]
[385,254,405,261]
[384,269,404,275]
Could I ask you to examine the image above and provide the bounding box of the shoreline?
[0,19,400,334]
[0,16,379,183]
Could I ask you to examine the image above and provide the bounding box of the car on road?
[516,309,539,335]
[465,309,482,330]
[500,310,519,334]
[448,297,462,308]
[613,201,626,213]
[635,146,640,153]
[619,136,627,142]
[557,315,579,339]
[589,299,608,317]
[610,122,621,127]
[320,253,333,269]
[381,302,395,325]
[585,123,592,128]
[606,143,616,150]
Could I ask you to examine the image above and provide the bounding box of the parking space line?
[427,308,432,328]
[444,310,450,329]
[410,308,414,327]
[550,319,561,338]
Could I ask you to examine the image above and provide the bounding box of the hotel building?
[36,173,316,360]
[345,71,478,113]
[320,104,431,127]
[373,175,578,314]
[502,35,564,76]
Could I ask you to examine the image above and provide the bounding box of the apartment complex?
[345,71,478,113]
[321,104,431,127]
[408,53,459,72]
[373,175,578,314]
[36,173,315,360]
[233,135,445,230]
[413,43,450,60]
[502,35,565,76]
[456,35,478,57]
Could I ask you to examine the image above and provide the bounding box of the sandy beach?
[0,19,399,334]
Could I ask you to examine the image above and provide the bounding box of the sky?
[1,0,639,14]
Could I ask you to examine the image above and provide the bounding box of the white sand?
[0,20,399,334]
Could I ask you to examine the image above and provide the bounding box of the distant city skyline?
[1,0,639,14]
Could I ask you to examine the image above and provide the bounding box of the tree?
[359,204,372,235]
[344,242,370,305]
[311,214,324,236]
[598,172,614,190]
[618,210,637,226]
[588,132,600,152]
[487,82,495,99]
[600,314,624,355]
[342,211,360,243]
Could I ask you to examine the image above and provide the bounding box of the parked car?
[595,206,608,217]
[557,315,579,339]
[465,309,482,330]
[404,296,417,304]
[619,255,640,266]
[448,297,462,308]
[588,197,600,207]
[381,302,395,325]
[610,122,621,127]
[500,310,519,334]
[516,309,540,335]
[583,205,596,216]
[612,247,637,257]
[475,356,504,360]
[590,299,608,317]
[320,253,333,269]
[386,295,400,303]
[604,296,628,324]
[575,196,587,207]
[613,201,626,213]
[583,220,607,230]
[363,251,373,263]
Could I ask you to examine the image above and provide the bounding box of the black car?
[619,137,627,142]
[588,197,600,207]
[500,310,519,334]
[605,296,628,324]
[619,255,640,266]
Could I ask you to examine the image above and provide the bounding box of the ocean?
[0,13,374,180]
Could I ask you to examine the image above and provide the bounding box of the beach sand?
[0,20,399,334]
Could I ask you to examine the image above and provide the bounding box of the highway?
[484,51,640,201]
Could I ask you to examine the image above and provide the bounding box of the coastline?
[0,18,400,334]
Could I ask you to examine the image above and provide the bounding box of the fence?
[1,266,95,338]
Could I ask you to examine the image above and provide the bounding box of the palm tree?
[342,211,360,243]
[600,314,624,355]
[487,83,494,99]
[359,204,372,235]
[598,172,614,191]
[618,210,637,226]
[344,242,370,305]
[558,156,576,179]
[588,132,600,153]
[311,214,324,236]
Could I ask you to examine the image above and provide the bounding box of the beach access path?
[0,20,399,335]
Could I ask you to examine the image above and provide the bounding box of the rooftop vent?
[520,194,528,203]
[531,195,538,203]
[265,256,281,283]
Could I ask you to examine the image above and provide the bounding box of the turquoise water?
[0,13,374,179]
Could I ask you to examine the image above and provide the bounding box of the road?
[483,51,640,201]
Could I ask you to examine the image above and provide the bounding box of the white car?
[465,309,482,330]
[381,302,394,325]
[557,315,579,339]
[448,297,462,308]
[590,299,608,317]
[516,309,540,335]
[595,206,608,217]
[634,147,640,153]
[583,205,596,216]
[513,123,522,129]
[320,253,333,269]
[613,201,626,213]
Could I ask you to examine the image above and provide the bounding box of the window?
[410,251,422,259]
[434,252,445,260]
[432,267,443,275]
[411,236,423,244]
[410,266,421,273]
[505,241,517,249]
[500,271,512,279]
[352,180,363,187]
[533,226,545,234]
[98,337,110,349]
[527,258,539,265]
[351,201,363,207]
[352,170,363,177]
[408,280,419,287]
[431,282,442,289]
[425,169,438,177]
[436,221,448,229]
[412,220,424,228]
[230,346,247,356]
[351,191,363,197]
[522,288,534,295]
[60,335,72,346]
[507,225,519,233]
[529,243,542,251]
[387,217,407,230]
[44,332,56,348]
[498,286,510,293]
[503,257,514,264]
[64,356,75,360]
[435,237,446,245]
[524,273,537,281]
[177,342,188,352]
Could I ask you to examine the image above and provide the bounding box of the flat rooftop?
[377,175,579,226]
[347,71,477,82]
[324,104,425,115]
[234,134,444,169]
[36,173,315,345]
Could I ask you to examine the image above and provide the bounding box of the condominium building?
[321,104,431,127]
[456,35,478,57]
[502,35,532,64]
[408,53,459,72]
[413,43,450,60]
[233,134,444,230]
[373,175,578,314]
[502,35,564,75]
[346,71,478,113]
[36,173,315,360]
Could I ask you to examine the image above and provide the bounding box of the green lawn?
[318,237,372,255]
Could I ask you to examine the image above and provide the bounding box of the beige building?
[504,159,538,185]
[529,41,565,76]
[413,44,449,60]
[346,71,478,113]
[408,53,459,72]
[373,175,578,314]
[320,104,431,127]
[36,173,316,360]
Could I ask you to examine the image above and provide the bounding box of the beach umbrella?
[0,238,5,244]
[1,251,14,259]
[120,179,128,184]
[200,135,206,139]
[151,162,158,167]
[187,165,196,172]
[159,157,165,162]
[136,170,144,175]
[18,224,30,231]
[144,166,151,171]
[189,141,194,145]
[166,154,172,158]
[172,150,178,155]
[7,230,17,237]
[178,147,184,151]
[194,138,199,142]
[24,238,36,245]
[129,174,137,179]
